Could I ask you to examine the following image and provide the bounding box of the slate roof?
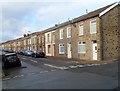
[43,3,114,33]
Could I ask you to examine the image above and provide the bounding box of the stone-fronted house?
[22,32,45,52]
[37,31,45,52]
[100,2,120,60]
[46,2,120,61]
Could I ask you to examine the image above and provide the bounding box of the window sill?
[59,53,64,54]
[67,36,71,38]
[79,34,84,36]
[78,52,86,54]
[90,32,97,34]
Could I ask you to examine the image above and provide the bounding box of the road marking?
[17,75,24,77]
[87,64,94,66]
[44,64,83,70]
[51,69,57,72]
[22,58,26,59]
[13,76,19,78]
[29,73,36,75]
[30,60,37,63]
[44,64,61,69]
[61,66,69,70]
[43,71,49,73]
[93,64,100,66]
[77,65,85,68]
[2,78,11,81]
[44,64,69,70]
[39,71,45,74]
[69,65,78,68]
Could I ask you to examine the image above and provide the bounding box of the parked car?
[24,50,34,56]
[3,50,15,53]
[16,50,24,55]
[31,51,45,58]
[0,51,22,69]
[18,50,27,55]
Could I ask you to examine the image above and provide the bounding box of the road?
[1,55,119,89]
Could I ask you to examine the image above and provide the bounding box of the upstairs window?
[79,23,84,36]
[47,33,50,42]
[67,27,71,38]
[90,19,97,34]
[60,29,63,39]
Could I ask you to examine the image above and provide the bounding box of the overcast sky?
[0,0,119,43]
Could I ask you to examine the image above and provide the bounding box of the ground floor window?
[48,45,51,54]
[59,43,65,54]
[78,42,86,53]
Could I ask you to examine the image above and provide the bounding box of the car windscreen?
[6,54,18,61]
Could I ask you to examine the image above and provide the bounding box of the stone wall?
[71,17,101,61]
[100,5,120,60]
[55,16,101,61]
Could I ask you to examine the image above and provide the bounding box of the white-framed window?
[29,39,31,44]
[34,38,37,44]
[28,39,30,44]
[59,43,65,54]
[67,27,71,38]
[90,19,97,34]
[78,42,86,53]
[31,37,36,44]
[24,40,26,45]
[42,36,44,43]
[47,33,50,42]
[48,45,51,54]
[60,29,63,39]
[79,23,84,36]
[31,38,34,44]
[39,37,41,44]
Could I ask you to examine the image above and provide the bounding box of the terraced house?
[44,28,56,56]
[0,2,120,62]
[44,2,120,61]
[22,32,45,52]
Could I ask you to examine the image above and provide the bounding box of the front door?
[92,41,97,60]
[67,43,72,58]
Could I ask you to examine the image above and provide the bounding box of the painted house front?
[45,30,56,56]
